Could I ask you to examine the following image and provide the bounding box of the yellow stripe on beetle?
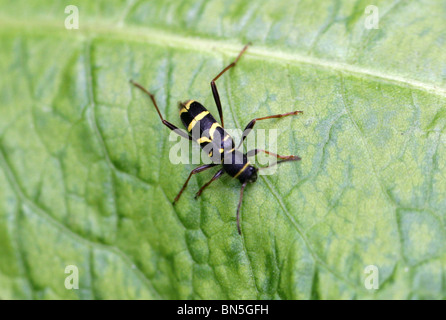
[233,162,250,179]
[197,136,212,144]
[188,111,209,132]
[209,122,222,139]
[184,100,194,110]
[180,100,195,115]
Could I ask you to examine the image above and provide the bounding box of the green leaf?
[0,0,445,299]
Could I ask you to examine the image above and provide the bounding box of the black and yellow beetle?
[130,44,302,234]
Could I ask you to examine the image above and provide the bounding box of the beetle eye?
[248,166,258,183]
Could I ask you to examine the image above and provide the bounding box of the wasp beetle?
[130,44,302,234]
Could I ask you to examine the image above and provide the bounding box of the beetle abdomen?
[179,100,235,158]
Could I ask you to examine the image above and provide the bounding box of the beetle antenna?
[258,156,301,170]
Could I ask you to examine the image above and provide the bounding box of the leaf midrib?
[2,16,446,98]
